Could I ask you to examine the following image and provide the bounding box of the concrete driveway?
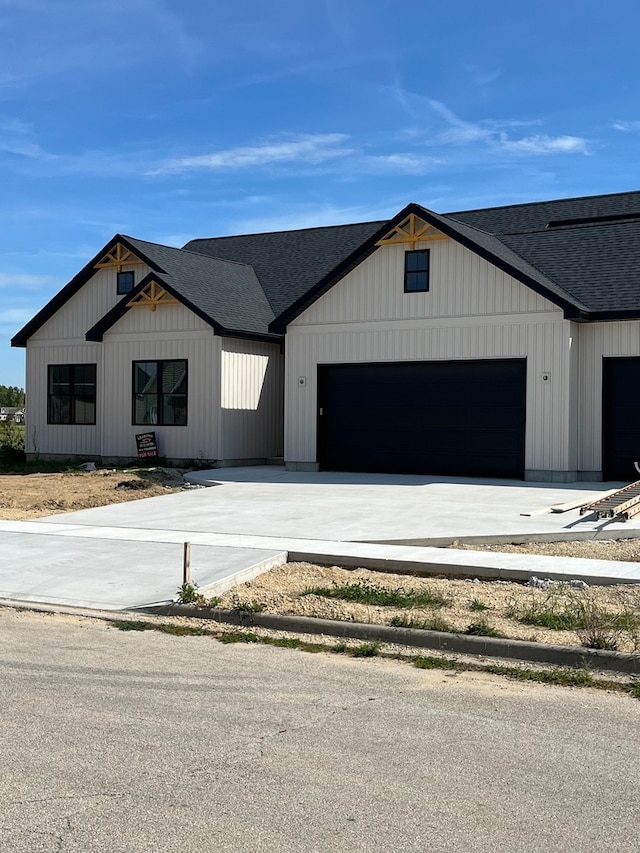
[1,467,640,610]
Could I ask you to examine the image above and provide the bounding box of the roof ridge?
[122,234,256,271]
[446,188,640,218]
[185,219,386,244]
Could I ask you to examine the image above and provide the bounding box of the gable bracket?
[94,242,145,272]
[127,279,179,312]
[375,213,447,250]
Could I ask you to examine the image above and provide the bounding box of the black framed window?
[117,270,135,295]
[404,249,430,292]
[48,364,96,425]
[133,360,187,426]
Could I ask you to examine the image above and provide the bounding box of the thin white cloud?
[150,134,353,175]
[427,98,589,155]
[0,307,36,324]
[0,272,58,289]
[365,153,443,174]
[496,133,589,155]
[0,117,49,158]
[612,120,640,132]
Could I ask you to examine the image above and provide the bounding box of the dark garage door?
[603,357,640,481]
[318,359,526,479]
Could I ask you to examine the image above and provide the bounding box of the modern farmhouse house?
[13,190,640,482]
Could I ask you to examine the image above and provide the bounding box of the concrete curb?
[362,528,640,547]
[140,604,640,675]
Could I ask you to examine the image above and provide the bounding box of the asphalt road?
[1,610,639,853]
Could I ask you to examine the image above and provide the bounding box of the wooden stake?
[183,542,191,585]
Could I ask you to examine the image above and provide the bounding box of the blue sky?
[2,0,640,386]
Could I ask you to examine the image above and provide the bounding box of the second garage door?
[318,359,526,479]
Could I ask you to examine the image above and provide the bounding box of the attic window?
[117,271,135,295]
[404,250,429,292]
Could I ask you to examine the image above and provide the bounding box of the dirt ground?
[0,467,188,519]
[217,561,640,654]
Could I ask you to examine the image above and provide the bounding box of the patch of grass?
[304,580,450,609]
[464,620,504,638]
[470,599,489,612]
[218,631,260,644]
[413,655,464,671]
[628,681,640,700]
[111,619,152,632]
[483,664,595,688]
[349,642,381,657]
[389,614,454,632]
[156,623,207,637]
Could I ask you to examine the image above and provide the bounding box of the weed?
[350,642,381,657]
[464,620,504,638]
[389,614,454,632]
[470,599,489,612]
[230,597,264,613]
[303,580,450,609]
[332,642,348,654]
[628,681,640,700]
[176,582,204,605]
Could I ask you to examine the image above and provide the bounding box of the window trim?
[132,359,188,427]
[404,249,430,293]
[117,270,135,295]
[47,363,97,425]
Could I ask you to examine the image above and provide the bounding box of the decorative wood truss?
[127,279,179,311]
[375,213,447,250]
[94,242,145,272]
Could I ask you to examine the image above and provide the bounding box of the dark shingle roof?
[123,237,274,335]
[444,190,640,314]
[13,189,640,348]
[447,190,640,234]
[183,221,385,317]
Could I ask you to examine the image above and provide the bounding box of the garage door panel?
[603,358,640,480]
[318,359,526,479]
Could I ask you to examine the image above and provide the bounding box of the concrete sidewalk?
[1,467,639,611]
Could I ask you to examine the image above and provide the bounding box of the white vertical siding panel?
[112,303,211,334]
[220,339,284,459]
[292,241,556,326]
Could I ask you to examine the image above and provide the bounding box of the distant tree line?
[0,385,25,407]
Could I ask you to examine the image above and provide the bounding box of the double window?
[132,360,187,426]
[404,249,430,292]
[48,364,96,425]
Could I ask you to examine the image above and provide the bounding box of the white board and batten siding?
[220,338,284,460]
[285,238,577,477]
